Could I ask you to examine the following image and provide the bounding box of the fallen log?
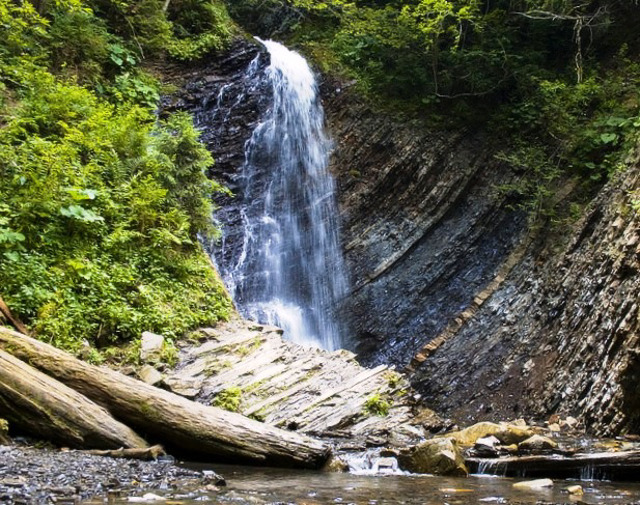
[468,450,640,481]
[0,296,29,335]
[0,349,147,449]
[0,327,330,468]
[85,444,166,460]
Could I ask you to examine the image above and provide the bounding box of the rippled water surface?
[102,464,640,505]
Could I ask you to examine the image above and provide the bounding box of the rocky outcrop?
[165,39,639,436]
[321,81,527,366]
[164,317,433,448]
[410,152,640,436]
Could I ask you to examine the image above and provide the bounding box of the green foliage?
[363,393,391,417]
[213,387,243,412]
[0,0,233,352]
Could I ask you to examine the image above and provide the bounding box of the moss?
[212,387,243,412]
[363,393,391,417]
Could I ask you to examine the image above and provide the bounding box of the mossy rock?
[447,421,533,446]
[0,418,10,445]
[398,437,468,476]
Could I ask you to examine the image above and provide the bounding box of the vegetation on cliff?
[0,0,234,353]
[227,0,640,215]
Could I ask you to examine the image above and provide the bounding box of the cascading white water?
[215,39,348,350]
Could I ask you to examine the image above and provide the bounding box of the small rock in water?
[518,434,558,452]
[474,436,500,457]
[398,437,468,476]
[565,484,584,495]
[128,492,166,502]
[513,479,554,491]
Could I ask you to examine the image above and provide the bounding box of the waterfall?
[212,39,348,351]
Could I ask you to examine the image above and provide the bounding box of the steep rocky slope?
[322,78,639,436]
[167,39,639,436]
[322,83,528,366]
[411,151,640,436]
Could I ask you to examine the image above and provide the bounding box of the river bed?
[102,463,640,505]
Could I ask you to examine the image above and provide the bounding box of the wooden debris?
[0,326,330,469]
[0,348,147,449]
[0,297,29,335]
[85,445,166,460]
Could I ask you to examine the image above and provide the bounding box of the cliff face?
[322,83,527,367]
[169,39,639,436]
[411,154,640,436]
[323,78,640,435]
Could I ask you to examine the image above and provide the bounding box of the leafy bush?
[0,0,233,352]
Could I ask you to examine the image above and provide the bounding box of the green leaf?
[60,205,105,223]
[600,133,618,144]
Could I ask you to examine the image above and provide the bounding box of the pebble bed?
[0,445,225,504]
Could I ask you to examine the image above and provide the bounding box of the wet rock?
[518,434,558,452]
[398,437,468,476]
[512,478,553,491]
[322,455,349,473]
[447,422,532,446]
[138,365,163,386]
[474,436,500,457]
[565,484,584,495]
[140,332,164,362]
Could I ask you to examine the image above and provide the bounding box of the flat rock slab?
[166,318,420,446]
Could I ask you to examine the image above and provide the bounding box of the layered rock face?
[322,79,640,436]
[322,83,527,366]
[168,39,639,436]
[411,154,640,436]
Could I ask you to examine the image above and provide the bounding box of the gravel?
[0,444,225,504]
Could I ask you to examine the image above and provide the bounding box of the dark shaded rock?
[321,76,527,368]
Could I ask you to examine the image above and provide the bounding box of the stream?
[97,463,640,505]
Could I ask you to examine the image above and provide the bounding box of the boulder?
[518,434,558,452]
[140,332,164,362]
[565,484,583,495]
[138,365,163,386]
[513,478,553,491]
[398,438,468,476]
[474,435,500,457]
[447,421,532,446]
[322,455,349,473]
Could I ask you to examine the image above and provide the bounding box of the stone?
[447,421,532,446]
[513,479,553,491]
[322,455,349,473]
[398,437,468,476]
[565,485,584,495]
[0,418,9,445]
[140,332,164,362]
[562,416,579,429]
[138,365,163,386]
[474,435,500,457]
[518,434,558,452]
[548,423,561,432]
[388,423,426,447]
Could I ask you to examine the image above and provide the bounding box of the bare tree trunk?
[0,349,147,449]
[0,327,330,468]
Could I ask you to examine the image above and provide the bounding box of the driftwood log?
[0,348,147,449]
[468,450,640,480]
[0,327,330,468]
[85,444,166,460]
